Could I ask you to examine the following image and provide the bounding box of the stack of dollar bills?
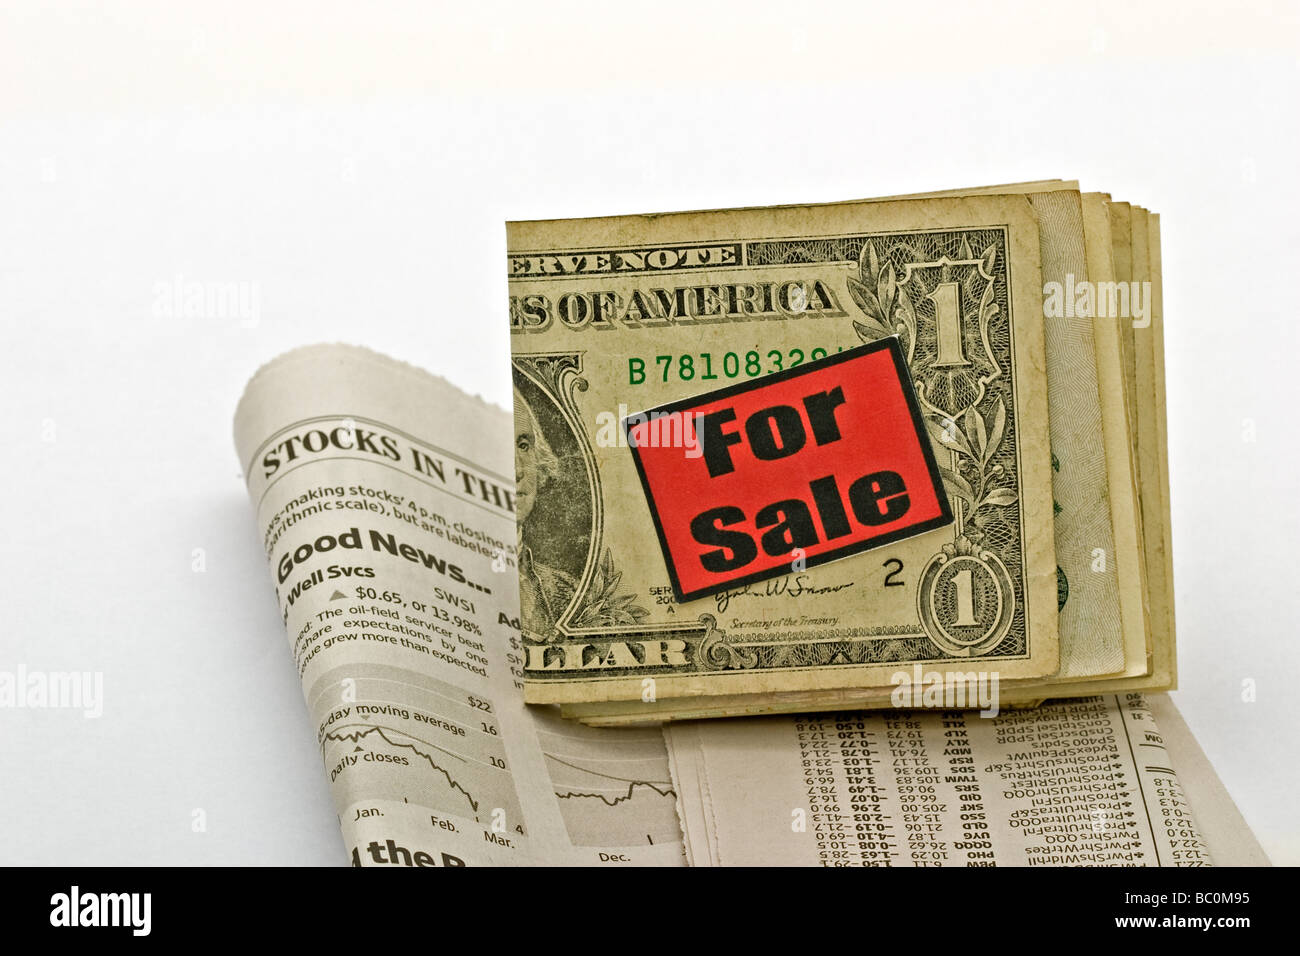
[507,181,1174,724]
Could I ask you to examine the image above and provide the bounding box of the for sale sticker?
[623,338,952,602]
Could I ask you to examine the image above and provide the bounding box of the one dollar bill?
[507,195,1060,705]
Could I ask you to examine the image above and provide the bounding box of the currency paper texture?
[508,195,1060,705]
[514,183,1182,724]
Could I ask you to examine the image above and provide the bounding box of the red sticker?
[624,338,952,602]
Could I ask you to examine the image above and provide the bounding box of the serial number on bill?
[629,347,848,384]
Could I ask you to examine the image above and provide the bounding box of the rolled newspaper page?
[234,345,684,866]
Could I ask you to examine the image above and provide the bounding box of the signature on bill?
[713,574,855,614]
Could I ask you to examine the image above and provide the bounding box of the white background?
[1,1,1296,865]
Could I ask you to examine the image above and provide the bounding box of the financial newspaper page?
[233,345,683,866]
[665,694,1215,866]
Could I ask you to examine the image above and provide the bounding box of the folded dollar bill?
[507,182,1174,723]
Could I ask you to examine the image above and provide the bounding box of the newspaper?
[233,344,1263,867]
[664,694,1232,867]
[234,345,683,866]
